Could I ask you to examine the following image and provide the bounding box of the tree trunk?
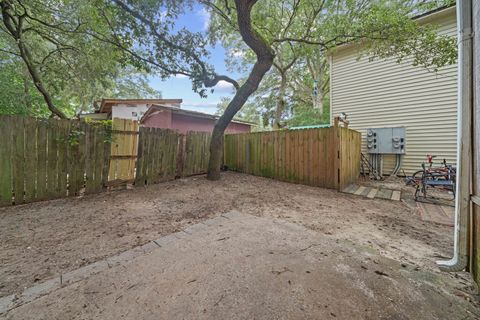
[17,41,67,119]
[0,2,67,119]
[273,71,287,129]
[23,67,32,112]
[312,87,324,115]
[207,0,275,180]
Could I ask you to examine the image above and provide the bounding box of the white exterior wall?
[330,8,457,175]
[111,102,180,121]
[111,104,150,121]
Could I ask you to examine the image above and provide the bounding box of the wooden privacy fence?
[0,116,110,206]
[182,131,211,177]
[108,119,139,184]
[0,116,213,207]
[224,126,361,190]
[135,127,179,185]
[0,116,360,207]
[135,128,212,186]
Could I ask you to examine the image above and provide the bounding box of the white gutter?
[437,0,473,272]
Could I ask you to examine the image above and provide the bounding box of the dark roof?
[97,99,183,114]
[141,104,256,126]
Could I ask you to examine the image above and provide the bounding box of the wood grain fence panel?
[173,132,179,176]
[166,132,173,179]
[102,136,111,187]
[153,130,158,177]
[149,129,159,183]
[338,127,362,190]
[159,129,165,180]
[268,133,274,178]
[66,122,78,196]
[118,120,129,181]
[168,131,175,179]
[85,125,96,194]
[12,117,25,204]
[147,128,155,183]
[135,127,146,185]
[36,121,48,200]
[181,131,211,177]
[151,128,160,182]
[1,116,112,206]
[135,129,181,184]
[166,132,172,178]
[0,116,13,206]
[224,127,361,190]
[155,129,164,183]
[23,118,37,202]
[293,130,299,182]
[163,130,171,180]
[55,122,65,196]
[76,121,87,195]
[162,129,169,180]
[92,126,105,193]
[145,129,154,183]
[280,131,286,181]
[301,130,307,183]
[46,121,59,198]
[57,120,70,197]
[161,129,169,180]
[308,130,315,186]
[108,119,138,183]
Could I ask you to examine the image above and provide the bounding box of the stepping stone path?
[342,184,402,201]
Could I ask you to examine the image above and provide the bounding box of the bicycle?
[405,155,456,202]
[405,155,456,186]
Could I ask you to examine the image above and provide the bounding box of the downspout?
[437,0,473,271]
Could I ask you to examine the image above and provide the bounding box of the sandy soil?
[0,172,476,306]
[4,212,478,320]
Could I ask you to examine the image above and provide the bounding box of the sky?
[147,5,240,115]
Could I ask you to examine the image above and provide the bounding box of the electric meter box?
[366,127,406,154]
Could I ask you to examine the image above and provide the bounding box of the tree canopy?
[0,0,161,118]
[208,0,457,128]
[1,0,457,178]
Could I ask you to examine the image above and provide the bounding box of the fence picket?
[23,118,37,202]
[2,116,360,207]
[57,120,70,197]
[46,121,58,198]
[0,116,13,206]
[224,128,361,190]
[12,117,25,204]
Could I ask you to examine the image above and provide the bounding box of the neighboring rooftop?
[141,104,256,126]
[96,99,183,114]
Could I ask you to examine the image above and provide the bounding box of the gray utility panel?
[366,127,406,154]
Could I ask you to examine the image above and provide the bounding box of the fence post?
[333,122,341,191]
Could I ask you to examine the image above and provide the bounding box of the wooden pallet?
[342,184,402,201]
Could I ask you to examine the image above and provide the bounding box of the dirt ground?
[3,212,478,320]
[0,172,478,314]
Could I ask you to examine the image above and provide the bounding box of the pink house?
[140,105,253,134]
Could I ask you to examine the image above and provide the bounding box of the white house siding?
[111,104,150,121]
[111,102,180,121]
[330,7,457,175]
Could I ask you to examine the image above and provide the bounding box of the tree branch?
[0,1,67,118]
[111,0,239,92]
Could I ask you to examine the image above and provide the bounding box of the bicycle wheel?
[407,170,424,186]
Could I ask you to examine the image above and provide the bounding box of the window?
[132,111,138,117]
